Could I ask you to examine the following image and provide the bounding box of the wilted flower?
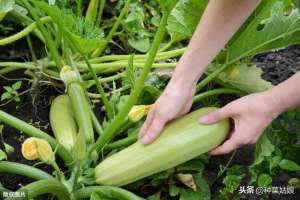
[128,104,153,122]
[22,137,55,163]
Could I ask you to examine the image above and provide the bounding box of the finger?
[199,105,233,124]
[138,108,156,139]
[140,113,168,145]
[209,138,240,155]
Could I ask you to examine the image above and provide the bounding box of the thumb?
[199,106,232,124]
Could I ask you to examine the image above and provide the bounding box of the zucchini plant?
[0,0,300,199]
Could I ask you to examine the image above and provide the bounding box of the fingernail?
[199,115,211,124]
[140,134,151,145]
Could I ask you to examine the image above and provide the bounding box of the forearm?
[170,0,261,88]
[267,71,300,114]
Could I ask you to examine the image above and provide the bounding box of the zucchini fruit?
[50,95,77,151]
[95,107,230,186]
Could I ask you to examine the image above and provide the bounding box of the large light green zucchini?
[50,95,77,151]
[95,107,230,186]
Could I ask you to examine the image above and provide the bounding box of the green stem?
[0,62,35,69]
[96,0,106,26]
[196,64,230,92]
[0,110,73,165]
[89,48,185,63]
[105,131,138,151]
[0,161,53,180]
[26,34,37,63]
[51,161,65,182]
[19,179,70,200]
[88,85,131,98]
[92,0,132,57]
[91,9,170,153]
[21,0,62,70]
[0,17,51,45]
[159,40,174,52]
[73,186,143,200]
[211,150,237,185]
[0,66,23,75]
[85,0,99,23]
[86,72,123,88]
[76,0,83,16]
[80,62,177,76]
[82,56,113,120]
[193,88,241,103]
[90,109,104,136]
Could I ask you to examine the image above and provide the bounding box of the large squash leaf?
[209,63,273,94]
[228,1,300,62]
[167,0,207,42]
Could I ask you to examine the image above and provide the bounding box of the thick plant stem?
[21,0,62,70]
[0,62,35,69]
[91,9,170,153]
[19,179,70,200]
[0,16,51,45]
[0,161,53,180]
[80,62,177,76]
[92,0,132,57]
[193,88,241,103]
[73,186,143,200]
[0,110,73,164]
[89,48,185,63]
[105,131,138,150]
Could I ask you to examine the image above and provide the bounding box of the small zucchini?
[60,66,95,145]
[50,95,77,151]
[95,107,230,186]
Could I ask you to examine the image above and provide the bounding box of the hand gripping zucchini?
[95,107,230,186]
[50,95,77,151]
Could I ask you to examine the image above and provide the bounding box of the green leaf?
[122,55,136,88]
[210,63,273,94]
[1,92,12,101]
[12,81,21,90]
[257,174,272,187]
[194,174,211,200]
[90,187,144,200]
[128,37,150,53]
[4,142,14,155]
[252,133,275,166]
[0,149,7,161]
[0,0,15,22]
[222,174,244,194]
[279,159,300,171]
[176,159,205,173]
[158,0,179,11]
[37,2,106,54]
[167,0,208,42]
[147,193,160,200]
[3,86,12,92]
[228,1,300,62]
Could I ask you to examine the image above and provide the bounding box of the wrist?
[168,74,197,91]
[262,89,286,118]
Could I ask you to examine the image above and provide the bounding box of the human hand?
[199,92,282,155]
[138,82,196,144]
